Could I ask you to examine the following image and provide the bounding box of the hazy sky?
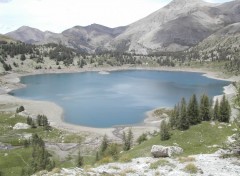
[0,0,233,34]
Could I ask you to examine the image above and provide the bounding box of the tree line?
[21,134,55,176]
[160,94,231,141]
[93,128,134,164]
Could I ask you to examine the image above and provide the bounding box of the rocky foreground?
[35,150,240,176]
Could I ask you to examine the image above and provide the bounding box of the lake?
[10,70,230,128]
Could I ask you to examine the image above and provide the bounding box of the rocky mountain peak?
[166,0,209,9]
[4,0,240,54]
[15,26,42,33]
[170,0,204,5]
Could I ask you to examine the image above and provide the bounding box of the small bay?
[10,70,230,128]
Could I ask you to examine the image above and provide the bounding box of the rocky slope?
[0,34,15,43]
[6,24,127,53]
[109,0,240,54]
[107,0,217,54]
[61,24,127,52]
[5,0,240,54]
[191,22,240,52]
[35,151,240,176]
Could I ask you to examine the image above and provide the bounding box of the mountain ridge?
[5,0,240,54]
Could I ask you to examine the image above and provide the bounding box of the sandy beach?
[0,66,239,140]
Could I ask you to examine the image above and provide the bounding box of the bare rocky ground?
[35,151,240,176]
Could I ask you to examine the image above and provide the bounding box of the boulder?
[215,149,233,155]
[151,145,183,157]
[232,148,240,155]
[151,145,169,157]
[168,146,183,156]
[13,123,30,130]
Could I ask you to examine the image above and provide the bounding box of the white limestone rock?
[13,123,30,130]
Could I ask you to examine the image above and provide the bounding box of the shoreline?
[0,66,238,139]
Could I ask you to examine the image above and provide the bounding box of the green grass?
[184,163,198,174]
[0,113,86,175]
[149,159,171,169]
[120,121,236,159]
[0,148,32,176]
[0,112,84,144]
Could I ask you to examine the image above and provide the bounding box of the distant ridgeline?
[0,40,239,75]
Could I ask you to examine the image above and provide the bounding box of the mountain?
[191,22,240,52]
[6,24,127,53]
[4,0,240,54]
[0,34,15,43]
[6,26,45,43]
[60,24,127,52]
[108,0,240,54]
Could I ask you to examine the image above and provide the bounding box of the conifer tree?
[107,143,119,160]
[76,151,84,167]
[20,54,26,61]
[177,98,189,130]
[213,99,220,120]
[100,134,108,155]
[187,94,200,125]
[175,103,180,128]
[27,116,33,126]
[170,105,177,128]
[219,95,231,123]
[37,115,50,130]
[160,120,170,141]
[95,151,99,162]
[122,128,133,151]
[199,94,211,121]
[28,134,55,174]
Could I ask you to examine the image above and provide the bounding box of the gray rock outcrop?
[13,123,30,130]
[151,145,183,157]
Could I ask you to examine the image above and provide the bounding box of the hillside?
[5,0,240,54]
[6,24,127,53]
[0,34,15,43]
[186,22,240,74]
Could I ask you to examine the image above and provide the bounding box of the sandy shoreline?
[0,66,239,140]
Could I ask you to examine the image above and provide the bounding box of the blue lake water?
[10,70,230,128]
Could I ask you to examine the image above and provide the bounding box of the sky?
[0,0,233,34]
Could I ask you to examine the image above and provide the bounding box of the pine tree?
[76,151,84,167]
[175,104,180,128]
[136,133,147,144]
[122,131,126,148]
[29,134,55,174]
[107,143,119,160]
[37,115,42,126]
[213,99,220,120]
[23,139,29,148]
[122,128,133,151]
[20,54,26,61]
[95,151,99,162]
[160,120,170,141]
[199,94,211,121]
[36,115,50,129]
[100,134,108,155]
[187,94,200,125]
[31,121,37,128]
[27,116,33,126]
[219,95,231,123]
[16,105,25,113]
[177,98,189,130]
[170,105,177,128]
